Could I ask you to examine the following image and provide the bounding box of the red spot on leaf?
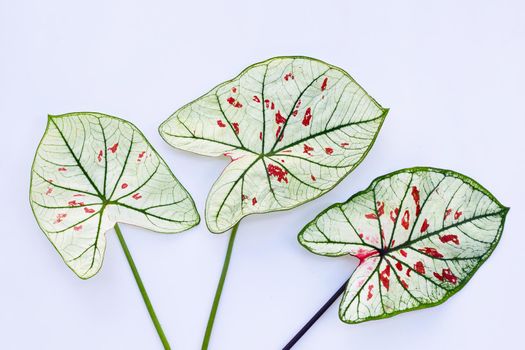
[377,201,385,217]
[444,208,452,220]
[253,95,260,103]
[340,142,349,147]
[411,186,421,216]
[217,120,226,128]
[367,284,374,300]
[414,261,426,274]
[275,110,286,124]
[242,194,248,201]
[252,197,257,205]
[401,210,410,230]
[227,96,243,108]
[58,167,67,172]
[420,219,430,233]
[401,279,409,289]
[84,207,95,214]
[97,150,103,162]
[284,72,294,81]
[365,213,378,219]
[68,200,84,207]
[400,249,407,258]
[406,268,412,277]
[132,193,142,200]
[73,225,83,231]
[302,108,312,126]
[265,99,270,108]
[45,187,53,195]
[380,265,391,291]
[324,147,333,155]
[73,194,84,197]
[433,268,457,284]
[54,213,67,224]
[311,175,316,181]
[137,151,146,161]
[419,247,444,258]
[231,87,237,93]
[440,234,460,245]
[271,102,275,110]
[108,143,119,154]
[303,144,314,156]
[232,122,240,134]
[275,126,283,141]
[395,261,403,271]
[454,210,463,220]
[321,77,328,91]
[390,208,399,222]
[121,183,128,189]
[267,164,288,183]
[259,132,262,140]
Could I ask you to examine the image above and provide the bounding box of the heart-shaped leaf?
[160,56,388,233]
[30,112,200,279]
[299,167,508,323]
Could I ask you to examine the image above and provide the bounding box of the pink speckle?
[45,187,53,195]
[284,72,294,81]
[440,234,460,245]
[253,96,261,103]
[121,183,128,189]
[324,147,333,155]
[84,207,95,214]
[137,151,146,161]
[74,225,83,231]
[54,213,67,224]
[367,284,374,300]
[231,87,237,93]
[58,167,67,172]
[454,210,463,220]
[340,142,349,147]
[132,193,142,200]
[259,132,262,140]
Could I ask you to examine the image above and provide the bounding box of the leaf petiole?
[283,278,348,350]
[114,224,171,350]
[201,222,240,350]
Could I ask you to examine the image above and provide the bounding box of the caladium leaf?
[30,112,200,279]
[159,56,388,233]
[299,167,508,323]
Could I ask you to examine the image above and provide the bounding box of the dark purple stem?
[282,278,349,349]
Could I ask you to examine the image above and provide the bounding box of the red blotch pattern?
[440,234,460,245]
[227,97,243,108]
[217,120,226,128]
[419,247,444,258]
[321,77,328,91]
[108,143,119,154]
[267,164,288,183]
[132,193,142,200]
[401,210,410,230]
[303,144,314,156]
[420,218,430,233]
[302,108,312,126]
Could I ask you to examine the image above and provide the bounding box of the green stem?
[114,224,171,350]
[201,222,240,350]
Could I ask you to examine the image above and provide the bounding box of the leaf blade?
[298,167,508,323]
[160,56,388,232]
[30,112,200,279]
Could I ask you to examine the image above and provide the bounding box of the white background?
[1,1,524,349]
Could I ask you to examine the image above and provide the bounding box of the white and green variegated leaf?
[159,56,388,233]
[30,112,200,279]
[299,167,508,323]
